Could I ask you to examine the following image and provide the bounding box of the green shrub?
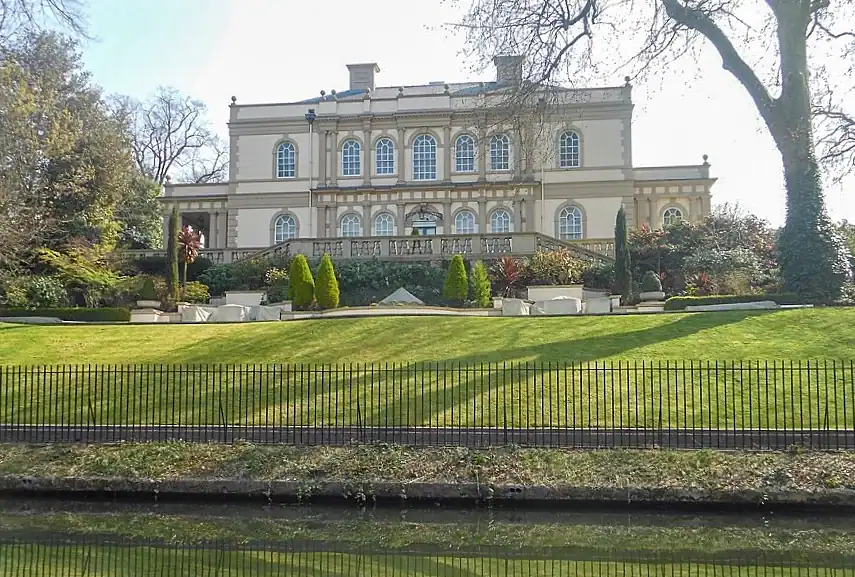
[182,281,210,304]
[314,254,340,309]
[265,267,290,304]
[613,207,632,302]
[443,255,468,306]
[470,260,491,307]
[138,277,158,300]
[129,255,212,282]
[662,293,802,311]
[1,276,68,308]
[641,270,663,293]
[332,260,445,306]
[582,261,615,291]
[0,277,29,308]
[0,307,131,322]
[288,254,315,309]
[525,249,585,286]
[166,205,180,303]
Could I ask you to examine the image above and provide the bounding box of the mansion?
[159,56,715,263]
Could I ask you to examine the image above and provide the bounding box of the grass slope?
[1,309,854,366]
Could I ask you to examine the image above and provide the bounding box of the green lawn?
[1,308,854,365]
[1,309,853,429]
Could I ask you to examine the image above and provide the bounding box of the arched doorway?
[405,204,443,236]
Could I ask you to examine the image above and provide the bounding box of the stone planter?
[639,291,665,302]
[526,285,584,302]
[135,300,161,309]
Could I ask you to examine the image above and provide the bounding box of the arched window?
[340,213,362,237]
[341,139,361,176]
[490,134,510,171]
[559,131,581,168]
[454,210,477,234]
[276,142,296,178]
[375,138,395,175]
[273,214,297,243]
[455,134,476,172]
[412,134,437,180]
[374,213,394,236]
[663,207,684,227]
[557,206,583,240]
[490,209,511,233]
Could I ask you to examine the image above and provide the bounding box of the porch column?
[397,203,406,233]
[210,211,219,248]
[363,203,372,235]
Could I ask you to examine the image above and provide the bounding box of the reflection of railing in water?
[0,537,853,576]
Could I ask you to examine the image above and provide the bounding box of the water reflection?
[0,501,852,576]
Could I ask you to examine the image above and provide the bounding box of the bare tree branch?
[111,86,229,185]
[0,0,87,45]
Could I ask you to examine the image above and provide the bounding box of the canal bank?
[0,443,853,510]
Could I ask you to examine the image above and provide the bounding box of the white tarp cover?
[502,298,531,316]
[209,304,248,323]
[255,306,284,321]
[379,287,425,305]
[531,296,582,316]
[181,306,215,323]
[585,297,612,314]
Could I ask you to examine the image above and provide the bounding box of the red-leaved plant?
[492,256,524,297]
[177,225,202,300]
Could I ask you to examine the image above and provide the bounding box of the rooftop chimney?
[347,63,380,91]
[493,55,524,84]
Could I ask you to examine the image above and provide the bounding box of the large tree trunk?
[771,2,850,300]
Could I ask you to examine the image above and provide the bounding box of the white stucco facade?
[162,57,715,258]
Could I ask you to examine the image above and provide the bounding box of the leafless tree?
[0,0,87,44]
[114,86,229,186]
[453,0,854,298]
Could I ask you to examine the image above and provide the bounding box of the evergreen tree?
[314,254,340,309]
[443,255,469,306]
[166,205,180,304]
[612,208,632,304]
[470,260,491,308]
[288,254,315,310]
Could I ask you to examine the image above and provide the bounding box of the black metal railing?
[0,361,853,449]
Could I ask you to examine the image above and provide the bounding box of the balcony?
[124,234,614,265]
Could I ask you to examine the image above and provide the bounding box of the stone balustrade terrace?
[124,234,614,265]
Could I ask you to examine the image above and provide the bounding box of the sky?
[79,0,853,227]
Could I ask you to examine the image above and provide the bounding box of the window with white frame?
[455,134,476,172]
[454,210,477,234]
[273,214,297,243]
[490,134,510,171]
[340,213,362,237]
[559,131,580,168]
[557,206,583,240]
[276,142,296,178]
[375,138,395,175]
[374,213,394,236]
[490,209,511,233]
[412,134,437,180]
[663,207,684,227]
[341,139,361,176]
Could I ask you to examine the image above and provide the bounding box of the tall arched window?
[490,134,510,171]
[490,209,511,233]
[454,210,477,234]
[341,139,361,176]
[559,131,581,168]
[557,206,583,240]
[276,142,296,178]
[412,134,437,180]
[340,214,362,237]
[455,134,476,172]
[273,214,297,243]
[374,213,394,236]
[663,207,684,227]
[375,138,395,175]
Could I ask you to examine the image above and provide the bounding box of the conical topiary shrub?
[314,254,340,309]
[288,254,315,310]
[470,260,491,308]
[443,255,469,307]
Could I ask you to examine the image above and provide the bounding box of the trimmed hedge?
[663,294,802,311]
[0,307,131,322]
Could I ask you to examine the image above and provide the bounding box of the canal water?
[0,499,852,575]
